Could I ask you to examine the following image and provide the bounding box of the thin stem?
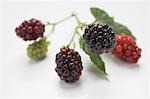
[72,13,88,31]
[46,14,74,37]
[46,12,88,47]
[92,19,97,24]
[76,30,82,37]
[72,13,80,24]
[67,13,88,47]
[47,14,73,26]
[67,27,78,47]
[53,15,73,25]
[46,25,55,37]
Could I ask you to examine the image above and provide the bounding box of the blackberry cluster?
[112,34,141,63]
[83,23,116,54]
[27,37,49,60]
[55,47,83,83]
[15,18,45,41]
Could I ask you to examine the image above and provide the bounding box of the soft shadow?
[27,55,47,65]
[87,63,109,81]
[58,79,82,90]
[104,53,140,69]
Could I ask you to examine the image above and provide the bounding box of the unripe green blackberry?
[27,37,50,60]
[83,23,116,54]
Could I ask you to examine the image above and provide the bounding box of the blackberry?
[55,47,83,83]
[112,33,142,63]
[83,23,116,54]
[27,37,49,60]
[15,18,45,41]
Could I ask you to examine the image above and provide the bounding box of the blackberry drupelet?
[83,23,116,54]
[15,18,45,41]
[112,33,141,63]
[55,47,83,83]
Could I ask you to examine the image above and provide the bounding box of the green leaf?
[79,37,107,74]
[90,7,114,25]
[79,37,92,55]
[90,7,136,39]
[111,22,136,39]
[90,53,106,74]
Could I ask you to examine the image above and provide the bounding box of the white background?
[0,1,149,99]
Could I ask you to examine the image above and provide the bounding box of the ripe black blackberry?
[55,47,83,83]
[83,23,116,54]
[15,18,45,41]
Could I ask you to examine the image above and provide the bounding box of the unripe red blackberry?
[83,23,116,54]
[112,33,142,63]
[15,18,45,41]
[55,47,83,83]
